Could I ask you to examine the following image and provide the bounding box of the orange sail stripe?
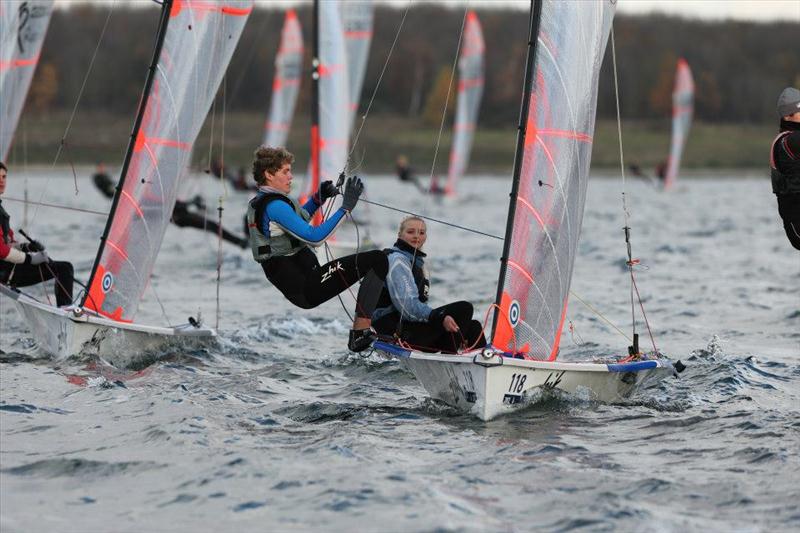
[508,260,534,284]
[0,56,39,71]
[548,300,568,361]
[120,190,144,219]
[516,195,546,228]
[105,240,130,261]
[536,129,593,143]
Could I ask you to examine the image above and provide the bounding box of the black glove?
[314,180,338,204]
[341,176,364,212]
[19,239,45,253]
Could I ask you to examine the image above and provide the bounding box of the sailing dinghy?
[662,58,694,189]
[430,10,484,198]
[262,9,303,150]
[0,0,53,162]
[1,0,252,365]
[374,0,679,421]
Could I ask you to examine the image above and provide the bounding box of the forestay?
[0,0,53,161]
[492,0,615,360]
[263,9,303,149]
[83,0,252,322]
[663,58,694,189]
[340,1,373,132]
[444,10,484,196]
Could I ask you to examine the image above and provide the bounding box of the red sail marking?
[120,190,144,219]
[508,260,534,284]
[536,129,593,143]
[458,78,484,91]
[171,0,252,18]
[345,30,373,39]
[548,300,568,361]
[105,239,130,261]
[0,55,39,70]
[517,195,546,229]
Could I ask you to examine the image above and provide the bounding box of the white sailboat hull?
[1,284,215,367]
[374,341,676,421]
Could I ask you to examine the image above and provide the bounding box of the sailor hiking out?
[247,147,388,351]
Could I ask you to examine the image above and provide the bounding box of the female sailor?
[372,216,485,353]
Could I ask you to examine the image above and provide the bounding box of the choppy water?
[1,170,798,532]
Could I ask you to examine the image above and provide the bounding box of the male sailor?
[769,87,800,250]
[247,146,388,352]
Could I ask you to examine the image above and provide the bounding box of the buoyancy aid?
[246,192,311,262]
[375,239,430,310]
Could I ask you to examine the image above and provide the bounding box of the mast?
[490,0,542,342]
[310,0,321,195]
[81,0,173,307]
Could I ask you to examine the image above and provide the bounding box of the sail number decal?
[508,373,527,393]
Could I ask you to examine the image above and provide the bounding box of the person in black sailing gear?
[371,216,485,353]
[0,162,74,307]
[395,154,426,193]
[770,87,800,251]
[92,162,115,198]
[91,166,248,249]
[248,146,388,352]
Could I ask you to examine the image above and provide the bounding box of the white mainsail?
[492,0,615,360]
[83,0,252,322]
[443,10,484,196]
[309,0,349,196]
[0,0,53,162]
[340,1,373,132]
[663,58,694,189]
[263,9,303,149]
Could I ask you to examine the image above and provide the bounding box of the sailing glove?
[341,176,364,212]
[19,240,45,253]
[25,250,50,265]
[314,180,338,204]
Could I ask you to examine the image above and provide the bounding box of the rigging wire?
[29,0,117,225]
[610,25,658,354]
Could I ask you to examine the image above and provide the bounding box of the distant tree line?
[29,3,799,126]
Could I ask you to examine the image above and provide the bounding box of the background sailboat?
[435,10,484,197]
[262,9,303,150]
[662,58,694,189]
[1,0,252,364]
[0,0,53,162]
[375,0,678,421]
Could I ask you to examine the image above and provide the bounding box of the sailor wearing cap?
[769,87,800,250]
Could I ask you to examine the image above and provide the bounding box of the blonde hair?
[398,216,425,235]
[252,146,294,185]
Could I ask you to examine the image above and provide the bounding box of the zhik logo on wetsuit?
[321,261,344,283]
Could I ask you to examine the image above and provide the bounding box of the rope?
[31,1,116,224]
[346,4,410,167]
[2,197,107,217]
[358,197,503,240]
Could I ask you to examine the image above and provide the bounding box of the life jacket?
[375,244,430,310]
[770,131,800,195]
[246,192,310,262]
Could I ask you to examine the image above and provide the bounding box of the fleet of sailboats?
[1,1,682,420]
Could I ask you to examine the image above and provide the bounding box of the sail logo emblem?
[321,261,343,283]
[508,300,521,327]
[101,272,113,293]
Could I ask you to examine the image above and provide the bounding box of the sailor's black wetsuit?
[251,188,388,317]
